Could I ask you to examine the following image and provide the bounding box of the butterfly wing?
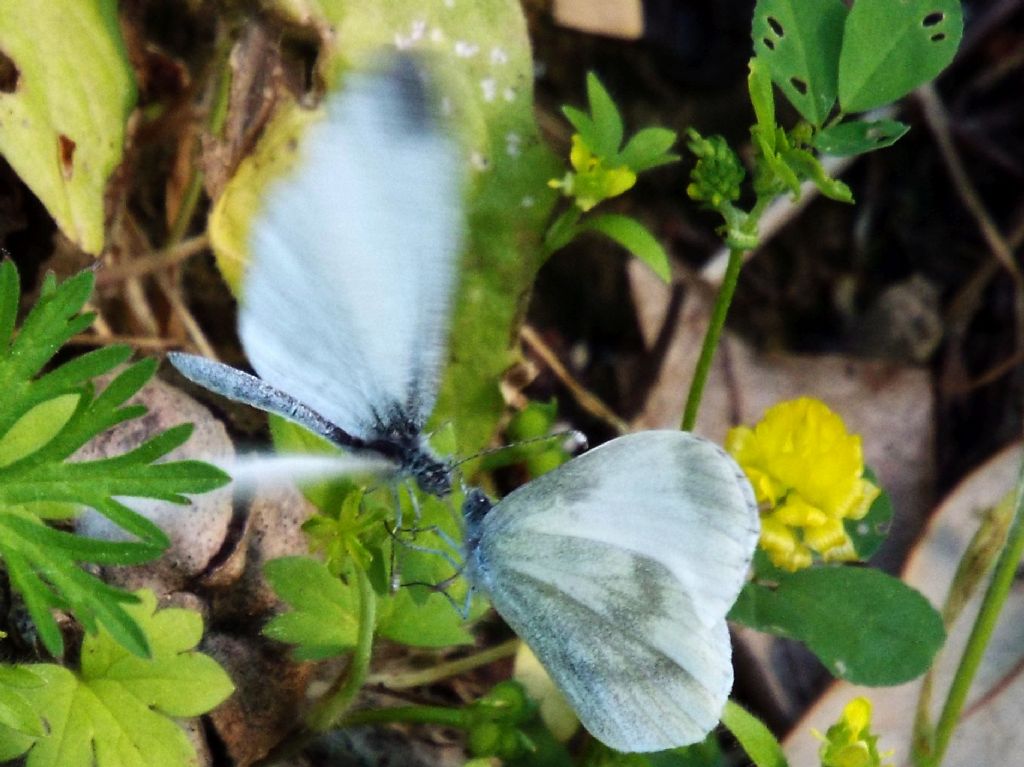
[240,59,463,440]
[467,430,759,751]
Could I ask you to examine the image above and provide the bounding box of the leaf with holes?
[752,0,849,126]
[839,0,963,113]
[814,119,910,157]
[0,1,136,255]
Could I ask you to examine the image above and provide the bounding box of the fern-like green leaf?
[0,261,229,656]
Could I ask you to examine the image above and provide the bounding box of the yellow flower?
[815,697,893,767]
[548,134,636,212]
[727,398,879,571]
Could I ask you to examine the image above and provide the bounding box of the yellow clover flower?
[816,697,893,767]
[548,134,636,212]
[726,397,879,571]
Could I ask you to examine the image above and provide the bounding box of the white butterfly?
[170,57,759,753]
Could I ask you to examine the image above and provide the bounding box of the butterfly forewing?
[240,61,463,441]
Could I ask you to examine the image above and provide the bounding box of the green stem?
[308,568,377,732]
[340,704,468,730]
[681,247,745,431]
[922,458,1024,766]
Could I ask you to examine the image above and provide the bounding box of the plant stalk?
[681,247,745,431]
[308,567,377,732]
[921,457,1024,766]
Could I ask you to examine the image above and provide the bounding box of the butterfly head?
[461,488,493,549]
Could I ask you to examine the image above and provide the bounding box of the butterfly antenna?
[451,428,589,470]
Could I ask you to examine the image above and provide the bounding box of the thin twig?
[94,234,210,287]
[156,272,218,360]
[915,83,1024,352]
[67,333,177,350]
[520,324,630,434]
[366,638,519,690]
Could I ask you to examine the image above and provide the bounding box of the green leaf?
[580,736,725,766]
[0,264,229,655]
[562,105,601,153]
[0,666,45,738]
[752,0,849,125]
[720,701,788,767]
[263,556,361,661]
[779,146,853,203]
[748,57,778,158]
[544,207,583,253]
[13,590,233,767]
[617,127,679,173]
[582,214,671,282]
[730,567,945,685]
[585,73,625,158]
[839,0,964,113]
[814,119,910,156]
[0,1,136,254]
[846,467,893,561]
[0,394,79,468]
[376,492,485,648]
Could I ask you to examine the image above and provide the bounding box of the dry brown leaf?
[552,0,644,40]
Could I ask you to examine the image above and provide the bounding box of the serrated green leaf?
[814,119,910,156]
[839,0,963,113]
[752,0,848,125]
[263,556,361,660]
[730,567,945,685]
[617,127,679,173]
[720,701,788,767]
[0,1,136,254]
[14,591,233,767]
[0,264,229,656]
[585,73,624,158]
[582,214,671,282]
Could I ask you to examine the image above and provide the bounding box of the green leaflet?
[0,591,233,767]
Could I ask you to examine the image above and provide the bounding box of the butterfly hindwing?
[466,430,759,750]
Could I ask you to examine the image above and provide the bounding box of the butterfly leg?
[399,568,475,620]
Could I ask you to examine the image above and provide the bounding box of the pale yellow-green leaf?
[208,104,319,289]
[0,0,136,255]
[0,394,79,468]
[513,643,579,742]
